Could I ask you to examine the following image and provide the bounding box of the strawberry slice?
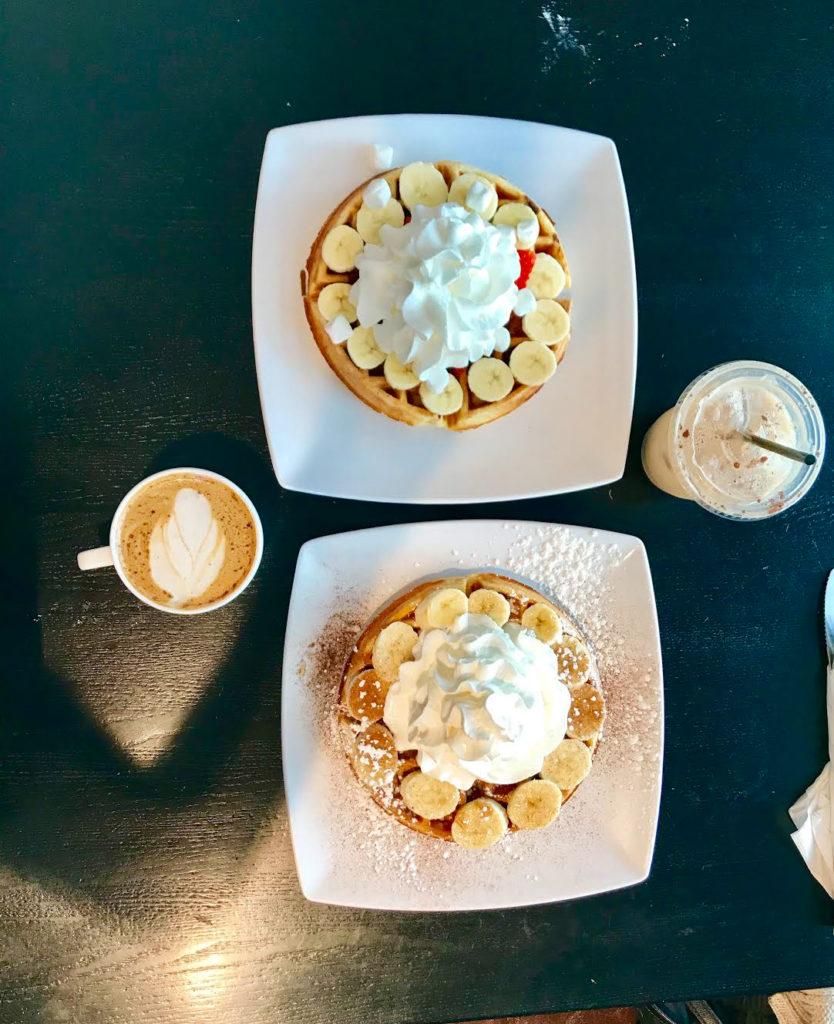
[515,249,536,289]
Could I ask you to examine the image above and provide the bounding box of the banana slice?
[522,298,570,346]
[448,172,499,219]
[509,341,557,386]
[372,621,418,684]
[467,357,514,402]
[555,635,592,688]
[468,588,510,626]
[398,162,449,210]
[507,779,562,829]
[350,722,398,789]
[321,225,364,273]
[451,797,508,849]
[419,375,463,415]
[492,202,537,229]
[356,197,405,244]
[383,353,419,390]
[317,282,357,323]
[526,253,566,300]
[399,771,460,819]
[424,587,468,629]
[540,738,592,791]
[521,602,563,644]
[343,668,390,723]
[347,326,385,370]
[414,577,468,628]
[566,683,606,741]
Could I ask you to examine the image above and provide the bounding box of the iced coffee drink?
[642,361,824,520]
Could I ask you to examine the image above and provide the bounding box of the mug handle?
[77,546,114,571]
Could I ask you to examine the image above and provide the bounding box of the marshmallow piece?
[370,143,394,170]
[325,314,353,345]
[513,288,537,317]
[515,217,540,249]
[362,177,392,210]
[465,179,493,216]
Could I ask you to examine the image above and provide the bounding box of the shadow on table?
[0,429,288,910]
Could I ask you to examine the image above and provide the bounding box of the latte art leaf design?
[148,488,226,605]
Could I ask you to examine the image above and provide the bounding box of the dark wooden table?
[5,1,834,1022]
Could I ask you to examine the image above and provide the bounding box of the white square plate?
[282,520,663,911]
[252,114,637,503]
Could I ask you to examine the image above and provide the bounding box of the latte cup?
[77,467,264,614]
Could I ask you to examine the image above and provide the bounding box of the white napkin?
[789,662,834,897]
[771,988,834,1024]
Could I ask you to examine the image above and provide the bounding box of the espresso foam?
[119,473,258,610]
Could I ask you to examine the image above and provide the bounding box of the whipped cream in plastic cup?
[641,360,825,521]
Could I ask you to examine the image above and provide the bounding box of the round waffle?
[303,162,571,431]
[337,572,604,846]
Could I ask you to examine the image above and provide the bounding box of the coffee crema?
[118,473,258,609]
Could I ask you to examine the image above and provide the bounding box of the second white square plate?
[282,520,663,911]
[252,114,636,503]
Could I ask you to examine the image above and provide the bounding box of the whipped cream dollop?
[383,613,570,789]
[149,488,226,605]
[351,203,521,393]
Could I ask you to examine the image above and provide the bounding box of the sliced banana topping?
[522,298,570,346]
[371,621,418,684]
[492,202,537,229]
[507,779,562,829]
[321,225,364,273]
[346,326,385,370]
[317,282,356,323]
[541,738,592,791]
[383,353,419,390]
[467,588,511,626]
[555,635,592,688]
[343,668,390,724]
[398,162,449,210]
[509,340,557,386]
[566,683,606,741]
[468,357,514,403]
[448,172,499,219]
[350,722,398,789]
[399,771,460,819]
[419,374,463,416]
[520,602,563,644]
[451,797,508,849]
[423,587,468,629]
[526,253,566,300]
[356,197,405,244]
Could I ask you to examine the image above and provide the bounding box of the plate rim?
[252,114,637,504]
[281,519,664,911]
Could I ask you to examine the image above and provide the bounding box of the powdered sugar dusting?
[539,3,691,77]
[287,522,663,910]
[504,525,661,807]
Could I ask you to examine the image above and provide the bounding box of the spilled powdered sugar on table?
[296,523,661,903]
[538,2,691,78]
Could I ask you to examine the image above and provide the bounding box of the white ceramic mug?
[77,467,264,614]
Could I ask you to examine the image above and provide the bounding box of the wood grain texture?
[3,0,834,1022]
